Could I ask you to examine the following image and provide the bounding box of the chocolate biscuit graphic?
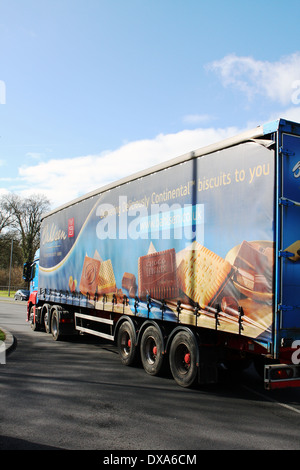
[233,240,268,274]
[122,272,137,297]
[138,248,178,300]
[79,256,101,296]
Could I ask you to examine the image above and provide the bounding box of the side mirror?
[23,262,32,282]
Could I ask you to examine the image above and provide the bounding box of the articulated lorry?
[23,118,300,390]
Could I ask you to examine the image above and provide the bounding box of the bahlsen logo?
[41,223,67,246]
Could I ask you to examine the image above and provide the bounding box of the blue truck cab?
[23,249,39,323]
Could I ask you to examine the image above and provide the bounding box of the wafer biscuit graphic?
[177,243,232,308]
[97,259,117,294]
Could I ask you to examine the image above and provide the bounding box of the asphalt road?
[1,300,300,453]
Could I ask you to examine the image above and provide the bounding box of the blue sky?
[1,0,300,208]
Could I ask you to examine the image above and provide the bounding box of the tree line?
[0,193,50,286]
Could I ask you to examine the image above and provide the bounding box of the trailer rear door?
[264,127,300,389]
[278,131,300,347]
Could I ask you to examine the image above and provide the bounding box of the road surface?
[1,300,300,452]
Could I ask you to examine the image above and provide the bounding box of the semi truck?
[23,118,300,390]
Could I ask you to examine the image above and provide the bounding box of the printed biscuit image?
[254,274,271,293]
[177,242,232,308]
[122,272,137,298]
[97,259,117,295]
[233,240,269,274]
[235,268,255,291]
[231,241,273,297]
[79,256,101,296]
[122,272,136,290]
[138,248,178,300]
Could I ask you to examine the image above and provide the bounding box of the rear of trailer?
[27,118,300,389]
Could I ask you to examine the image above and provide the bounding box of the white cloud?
[18,126,241,209]
[265,105,300,125]
[182,114,214,124]
[0,188,9,197]
[26,152,44,160]
[207,52,300,105]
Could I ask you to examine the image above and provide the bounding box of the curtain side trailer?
[24,118,300,390]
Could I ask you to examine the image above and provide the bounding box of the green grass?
[0,329,5,341]
[0,290,16,297]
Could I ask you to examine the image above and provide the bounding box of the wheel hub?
[184,353,191,365]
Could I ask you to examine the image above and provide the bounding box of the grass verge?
[0,290,16,297]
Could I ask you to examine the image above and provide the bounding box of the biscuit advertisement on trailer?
[39,141,276,345]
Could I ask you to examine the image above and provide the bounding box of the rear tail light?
[270,367,294,380]
[264,364,300,389]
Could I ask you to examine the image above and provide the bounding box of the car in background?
[14,289,30,301]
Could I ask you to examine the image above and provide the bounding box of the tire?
[140,325,165,376]
[44,310,50,333]
[42,304,51,333]
[50,308,61,341]
[117,321,138,366]
[29,306,38,331]
[169,330,198,388]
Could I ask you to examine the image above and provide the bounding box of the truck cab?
[23,249,39,322]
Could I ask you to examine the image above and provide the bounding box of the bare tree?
[3,193,50,263]
[0,195,12,234]
[0,230,22,268]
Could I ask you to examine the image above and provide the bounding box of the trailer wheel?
[140,325,164,376]
[51,308,61,341]
[117,321,137,366]
[169,330,198,388]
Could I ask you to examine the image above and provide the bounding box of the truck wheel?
[117,321,137,366]
[169,330,198,388]
[42,304,51,333]
[140,325,164,376]
[44,310,50,333]
[51,309,61,341]
[29,306,38,331]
